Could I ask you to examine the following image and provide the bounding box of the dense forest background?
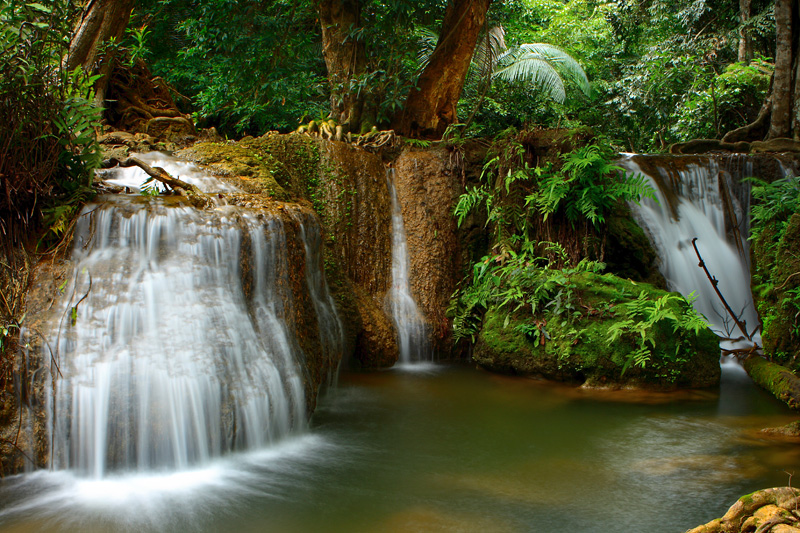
[124,0,775,150]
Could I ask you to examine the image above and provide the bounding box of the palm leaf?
[468,25,507,86]
[494,54,567,102]
[494,43,590,101]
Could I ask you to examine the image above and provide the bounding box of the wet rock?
[393,147,464,354]
[688,487,800,533]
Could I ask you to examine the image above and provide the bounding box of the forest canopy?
[121,0,776,150]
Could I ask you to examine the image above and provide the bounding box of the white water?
[30,155,344,478]
[620,155,759,346]
[385,170,431,364]
[98,151,239,193]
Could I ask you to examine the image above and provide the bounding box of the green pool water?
[0,362,797,533]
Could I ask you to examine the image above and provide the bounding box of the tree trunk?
[316,0,366,132]
[65,0,135,104]
[393,0,493,139]
[768,0,793,139]
[738,0,753,63]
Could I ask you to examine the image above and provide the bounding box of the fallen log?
[101,157,213,209]
[744,356,800,410]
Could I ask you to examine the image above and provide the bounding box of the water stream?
[1,153,797,532]
[385,170,430,364]
[0,364,797,532]
[619,154,761,345]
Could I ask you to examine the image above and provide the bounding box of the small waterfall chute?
[385,170,431,364]
[620,154,760,350]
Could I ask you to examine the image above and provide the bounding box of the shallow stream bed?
[0,362,798,532]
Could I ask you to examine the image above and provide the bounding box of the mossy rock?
[752,213,800,370]
[473,272,720,389]
[604,203,666,288]
[177,141,291,200]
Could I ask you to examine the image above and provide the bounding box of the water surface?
[0,363,797,532]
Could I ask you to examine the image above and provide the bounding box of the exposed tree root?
[104,59,195,140]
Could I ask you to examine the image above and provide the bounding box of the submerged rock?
[473,272,720,389]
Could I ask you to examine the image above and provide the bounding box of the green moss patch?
[473,272,720,389]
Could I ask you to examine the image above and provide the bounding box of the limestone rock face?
[393,147,464,355]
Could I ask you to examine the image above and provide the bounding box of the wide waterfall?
[385,170,430,364]
[33,155,342,478]
[619,154,768,346]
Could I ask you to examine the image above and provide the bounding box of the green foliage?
[749,175,800,366]
[749,175,800,243]
[526,142,655,227]
[135,0,327,135]
[448,240,604,343]
[607,291,708,373]
[1,0,100,245]
[673,60,772,140]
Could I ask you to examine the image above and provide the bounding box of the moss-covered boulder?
[473,272,720,388]
[752,212,800,371]
[604,203,666,288]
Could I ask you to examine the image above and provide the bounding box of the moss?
[474,272,720,389]
[604,203,667,288]
[177,141,291,200]
[752,213,800,371]
[744,356,800,410]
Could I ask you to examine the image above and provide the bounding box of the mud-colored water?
[0,363,796,533]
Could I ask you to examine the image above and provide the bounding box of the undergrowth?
[450,130,707,374]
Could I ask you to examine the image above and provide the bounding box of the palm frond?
[494,43,590,101]
[494,55,567,102]
[470,25,507,83]
[417,27,440,72]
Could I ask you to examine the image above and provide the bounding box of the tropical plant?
[448,240,605,343]
[607,291,708,373]
[419,25,590,131]
[1,0,101,246]
[526,142,655,228]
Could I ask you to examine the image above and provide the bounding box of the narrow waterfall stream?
[619,155,763,346]
[385,170,431,364]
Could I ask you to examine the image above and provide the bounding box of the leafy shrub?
[0,1,101,246]
[673,60,772,140]
[526,142,654,227]
[607,291,707,373]
[749,174,800,243]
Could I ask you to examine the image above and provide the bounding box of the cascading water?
[619,154,762,345]
[290,207,345,384]
[33,155,340,478]
[385,170,430,364]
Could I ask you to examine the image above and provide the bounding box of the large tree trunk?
[769,0,793,139]
[726,0,800,142]
[316,0,366,132]
[393,0,493,139]
[66,0,135,105]
[738,0,753,63]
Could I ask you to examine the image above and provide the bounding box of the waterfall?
[33,155,341,478]
[619,154,761,347]
[290,207,345,385]
[385,170,430,364]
